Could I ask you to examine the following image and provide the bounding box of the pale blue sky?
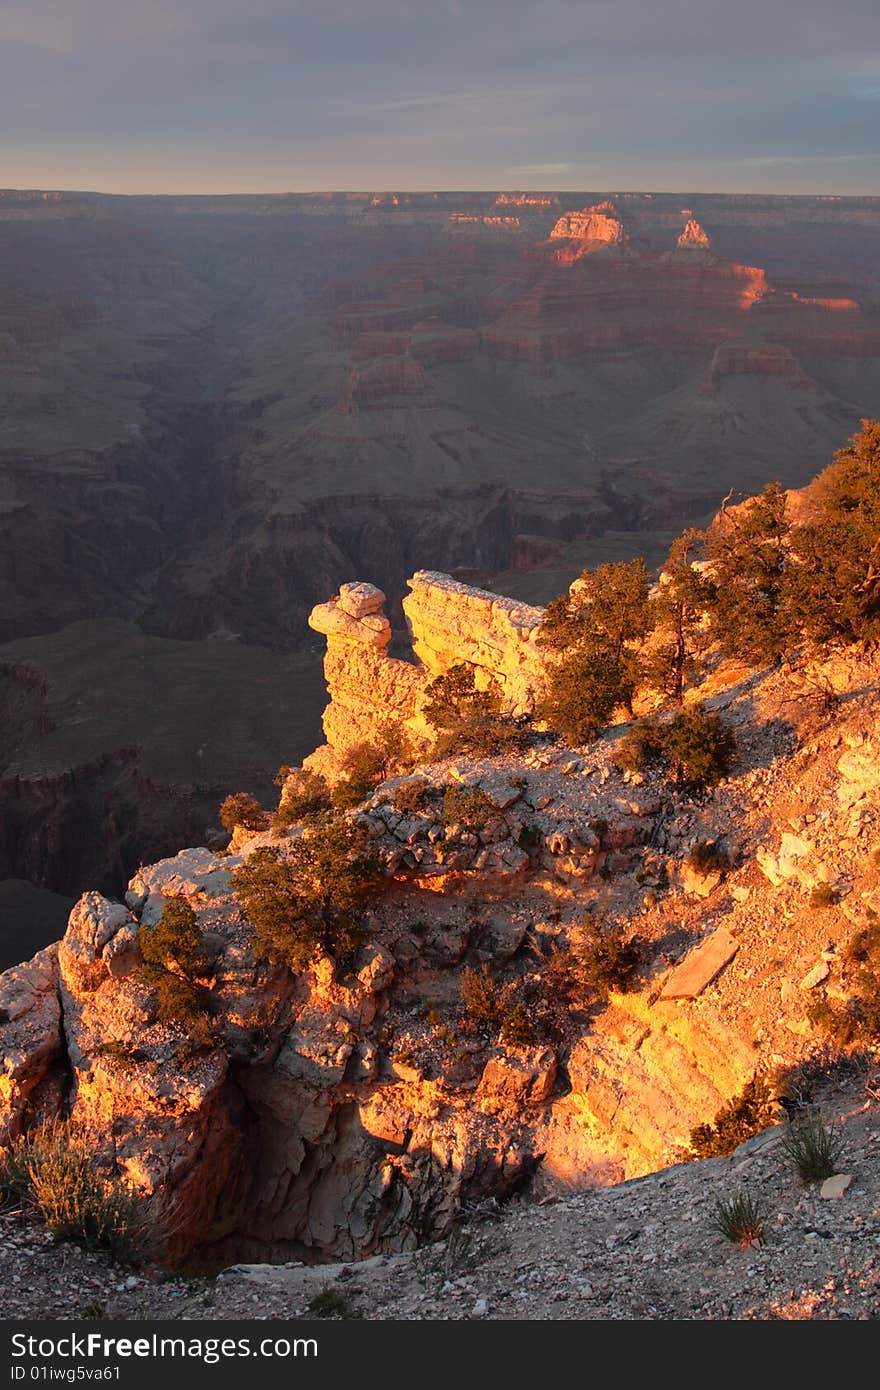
[2,0,878,193]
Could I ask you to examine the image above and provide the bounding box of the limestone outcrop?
[7,640,880,1272]
[357,748,657,885]
[0,837,558,1266]
[402,570,546,712]
[307,572,547,769]
[307,581,425,768]
[0,946,63,1146]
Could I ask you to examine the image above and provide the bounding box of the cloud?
[508,163,576,177]
[0,0,878,192]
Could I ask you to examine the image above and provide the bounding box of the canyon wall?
[306,572,547,768]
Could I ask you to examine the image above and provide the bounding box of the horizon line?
[2,185,879,200]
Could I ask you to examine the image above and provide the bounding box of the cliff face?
[549,202,628,263]
[4,573,880,1269]
[306,572,547,768]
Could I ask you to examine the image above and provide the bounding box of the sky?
[1,0,878,195]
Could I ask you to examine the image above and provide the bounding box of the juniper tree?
[219,792,268,833]
[423,664,524,756]
[785,419,880,646]
[141,896,203,981]
[645,529,713,704]
[704,483,793,664]
[538,558,651,742]
[139,897,214,1051]
[231,812,382,970]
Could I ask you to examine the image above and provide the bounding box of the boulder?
[757,832,812,886]
[478,1046,557,1106]
[59,893,141,994]
[798,961,830,990]
[336,582,387,620]
[659,928,740,1000]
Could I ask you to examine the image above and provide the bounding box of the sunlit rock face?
[677,217,712,251]
[306,572,547,771]
[549,202,628,263]
[402,569,546,713]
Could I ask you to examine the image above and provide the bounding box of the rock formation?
[677,217,711,251]
[402,571,546,713]
[4,569,880,1271]
[704,341,816,391]
[548,202,628,263]
[307,573,546,770]
[307,581,425,767]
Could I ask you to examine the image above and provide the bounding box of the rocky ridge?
[4,561,880,1296]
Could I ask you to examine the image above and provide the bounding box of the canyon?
[3,560,880,1283]
[1,186,879,951]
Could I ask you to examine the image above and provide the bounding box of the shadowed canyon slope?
[1,187,878,916]
[3,188,878,644]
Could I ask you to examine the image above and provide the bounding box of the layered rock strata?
[307,573,547,768]
[0,738,728,1267]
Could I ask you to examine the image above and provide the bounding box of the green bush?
[138,899,214,1055]
[644,530,714,703]
[393,778,435,815]
[231,812,382,971]
[139,965,216,1055]
[572,916,640,998]
[661,704,736,787]
[423,664,526,757]
[690,1076,775,1158]
[539,559,651,660]
[783,420,880,647]
[538,640,637,746]
[499,1002,537,1048]
[612,720,666,776]
[807,975,880,1045]
[219,792,268,833]
[442,784,499,831]
[1,1122,144,1262]
[704,482,793,665]
[458,967,508,1023]
[273,768,331,827]
[781,1110,842,1183]
[712,1191,766,1247]
[330,742,388,809]
[808,920,880,1044]
[0,1139,31,1212]
[330,727,417,809]
[140,896,203,981]
[460,964,516,1030]
[307,1288,359,1319]
[538,559,651,741]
